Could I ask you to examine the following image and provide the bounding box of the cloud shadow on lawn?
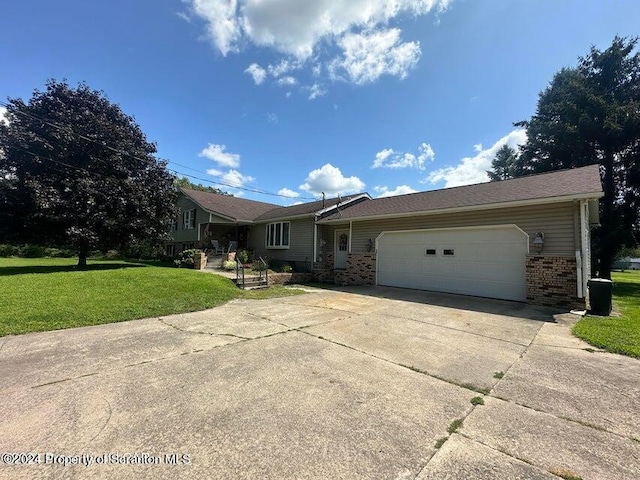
[0,263,147,276]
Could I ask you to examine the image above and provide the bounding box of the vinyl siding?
[171,197,208,243]
[321,202,578,256]
[171,196,236,243]
[249,217,315,263]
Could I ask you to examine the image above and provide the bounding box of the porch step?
[234,277,268,289]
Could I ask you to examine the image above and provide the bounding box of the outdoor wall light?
[533,232,545,254]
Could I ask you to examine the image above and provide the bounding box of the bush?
[122,243,165,260]
[252,259,268,272]
[237,250,250,264]
[173,249,201,268]
[21,244,47,258]
[0,244,20,257]
[101,250,124,260]
[44,247,76,258]
[280,263,293,273]
[222,260,237,271]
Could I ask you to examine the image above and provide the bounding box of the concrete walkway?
[0,287,638,479]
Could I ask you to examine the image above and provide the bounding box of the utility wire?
[0,100,315,200]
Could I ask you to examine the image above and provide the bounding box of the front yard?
[0,258,303,336]
[573,271,640,358]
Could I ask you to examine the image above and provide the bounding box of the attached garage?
[376,225,528,302]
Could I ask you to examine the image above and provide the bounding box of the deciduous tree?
[0,80,177,267]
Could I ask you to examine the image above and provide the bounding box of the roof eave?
[254,212,315,222]
[179,189,238,222]
[317,191,604,224]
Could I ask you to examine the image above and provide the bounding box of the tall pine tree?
[516,36,640,278]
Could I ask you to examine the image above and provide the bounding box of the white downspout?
[579,200,590,299]
[313,221,318,263]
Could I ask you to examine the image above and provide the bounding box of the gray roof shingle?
[318,165,603,223]
[179,188,279,222]
[179,189,368,223]
[253,194,367,221]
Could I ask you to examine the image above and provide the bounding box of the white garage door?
[376,226,528,301]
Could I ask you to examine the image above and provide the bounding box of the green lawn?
[0,258,304,336]
[573,271,640,358]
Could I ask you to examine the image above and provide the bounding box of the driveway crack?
[158,317,251,340]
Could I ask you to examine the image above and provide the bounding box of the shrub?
[222,260,237,271]
[44,247,76,258]
[280,263,293,273]
[173,249,201,268]
[252,259,268,272]
[21,244,47,258]
[122,242,165,260]
[237,250,250,264]
[0,244,20,257]
[102,250,123,260]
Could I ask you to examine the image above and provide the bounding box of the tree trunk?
[598,151,616,279]
[78,250,88,269]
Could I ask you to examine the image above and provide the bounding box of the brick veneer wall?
[526,255,584,309]
[335,253,376,286]
[313,252,335,283]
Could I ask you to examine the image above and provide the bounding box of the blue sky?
[1,0,638,205]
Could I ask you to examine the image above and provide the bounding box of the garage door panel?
[377,226,527,302]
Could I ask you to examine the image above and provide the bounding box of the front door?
[335,229,349,269]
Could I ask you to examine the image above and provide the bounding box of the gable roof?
[318,165,603,223]
[254,193,370,222]
[179,188,371,223]
[179,188,279,223]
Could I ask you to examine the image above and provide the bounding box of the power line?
[0,100,316,200]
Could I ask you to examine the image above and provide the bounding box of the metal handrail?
[258,256,268,285]
[235,256,245,288]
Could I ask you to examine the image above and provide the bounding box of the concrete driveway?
[0,286,638,479]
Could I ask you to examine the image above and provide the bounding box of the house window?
[170,218,178,232]
[183,209,196,230]
[266,222,290,248]
[426,248,436,256]
[443,249,455,256]
[338,233,348,252]
[166,244,175,256]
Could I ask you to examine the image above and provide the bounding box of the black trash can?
[588,278,613,316]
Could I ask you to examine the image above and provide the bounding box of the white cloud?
[199,143,241,168]
[278,188,300,198]
[277,76,298,86]
[299,163,365,196]
[176,11,192,23]
[268,59,299,77]
[0,107,7,124]
[206,168,223,176]
[221,169,254,188]
[267,112,278,124]
[372,143,434,170]
[426,129,527,188]
[190,0,241,56]
[244,63,267,85]
[331,29,421,84]
[186,0,450,86]
[372,148,395,168]
[308,83,326,100]
[374,185,418,198]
